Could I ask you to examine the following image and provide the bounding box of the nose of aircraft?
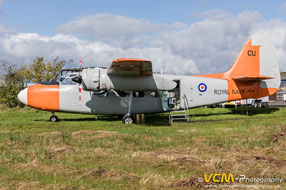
[18,88,28,105]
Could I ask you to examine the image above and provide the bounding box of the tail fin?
[197,36,281,89]
[225,36,280,89]
[195,36,281,99]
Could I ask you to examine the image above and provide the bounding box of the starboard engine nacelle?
[81,68,112,91]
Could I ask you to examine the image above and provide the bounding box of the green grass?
[0,106,286,189]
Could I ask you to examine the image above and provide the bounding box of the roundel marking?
[198,83,207,92]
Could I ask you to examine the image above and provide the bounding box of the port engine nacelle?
[81,68,112,91]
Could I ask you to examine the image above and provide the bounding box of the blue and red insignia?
[198,83,207,92]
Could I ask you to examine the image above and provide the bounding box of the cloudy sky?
[0,0,286,75]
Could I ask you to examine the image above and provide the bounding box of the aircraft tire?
[122,115,133,124]
[50,115,59,122]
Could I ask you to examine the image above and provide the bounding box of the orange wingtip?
[233,75,274,81]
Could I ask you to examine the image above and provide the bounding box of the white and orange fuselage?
[18,36,281,116]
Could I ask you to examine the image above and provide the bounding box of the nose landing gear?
[49,112,59,122]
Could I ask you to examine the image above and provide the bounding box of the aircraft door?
[180,79,193,109]
[160,80,181,111]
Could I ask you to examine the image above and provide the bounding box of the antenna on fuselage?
[160,62,165,74]
[71,59,83,84]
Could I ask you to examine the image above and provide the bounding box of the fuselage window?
[133,91,145,98]
[150,91,160,98]
[117,91,127,97]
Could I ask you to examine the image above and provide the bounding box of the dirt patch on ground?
[14,159,77,175]
[271,131,286,143]
[234,153,286,175]
[38,131,62,136]
[154,151,204,165]
[170,177,207,189]
[132,150,204,166]
[49,145,76,154]
[253,156,286,166]
[92,131,117,139]
[72,130,97,136]
[215,127,233,131]
[77,167,140,182]
[72,130,117,139]
[0,130,10,134]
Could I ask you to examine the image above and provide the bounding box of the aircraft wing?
[107,58,176,91]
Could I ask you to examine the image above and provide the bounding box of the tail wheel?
[50,115,59,122]
[122,115,133,124]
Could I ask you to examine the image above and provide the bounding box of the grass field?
[0,105,286,189]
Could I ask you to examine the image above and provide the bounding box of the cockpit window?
[60,73,78,85]
[59,77,65,82]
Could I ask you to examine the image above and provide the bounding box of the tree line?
[0,57,72,108]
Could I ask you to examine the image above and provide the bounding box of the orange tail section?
[196,36,281,101]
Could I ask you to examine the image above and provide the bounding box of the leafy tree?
[0,60,25,107]
[21,57,72,83]
[0,57,72,107]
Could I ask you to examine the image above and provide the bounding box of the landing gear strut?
[112,90,135,124]
[49,112,59,122]
[122,92,134,124]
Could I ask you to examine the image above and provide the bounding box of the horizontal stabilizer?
[233,75,274,81]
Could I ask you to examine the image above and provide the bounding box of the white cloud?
[192,9,233,20]
[157,11,262,73]
[56,13,172,48]
[0,33,199,75]
[251,19,286,71]
[55,12,266,74]
[279,2,286,15]
[0,11,286,76]
[0,25,16,34]
[0,0,3,13]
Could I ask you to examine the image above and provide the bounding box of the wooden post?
[246,99,248,116]
[136,114,145,124]
[141,114,145,124]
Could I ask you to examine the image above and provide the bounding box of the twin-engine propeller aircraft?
[18,36,280,124]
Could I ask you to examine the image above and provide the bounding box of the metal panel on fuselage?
[180,76,228,108]
[59,85,164,114]
[59,75,229,114]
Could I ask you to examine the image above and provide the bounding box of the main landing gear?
[113,90,135,124]
[122,115,134,124]
[49,112,59,122]
[121,91,134,124]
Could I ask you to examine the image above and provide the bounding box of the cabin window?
[117,91,127,97]
[133,91,145,98]
[150,91,160,98]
